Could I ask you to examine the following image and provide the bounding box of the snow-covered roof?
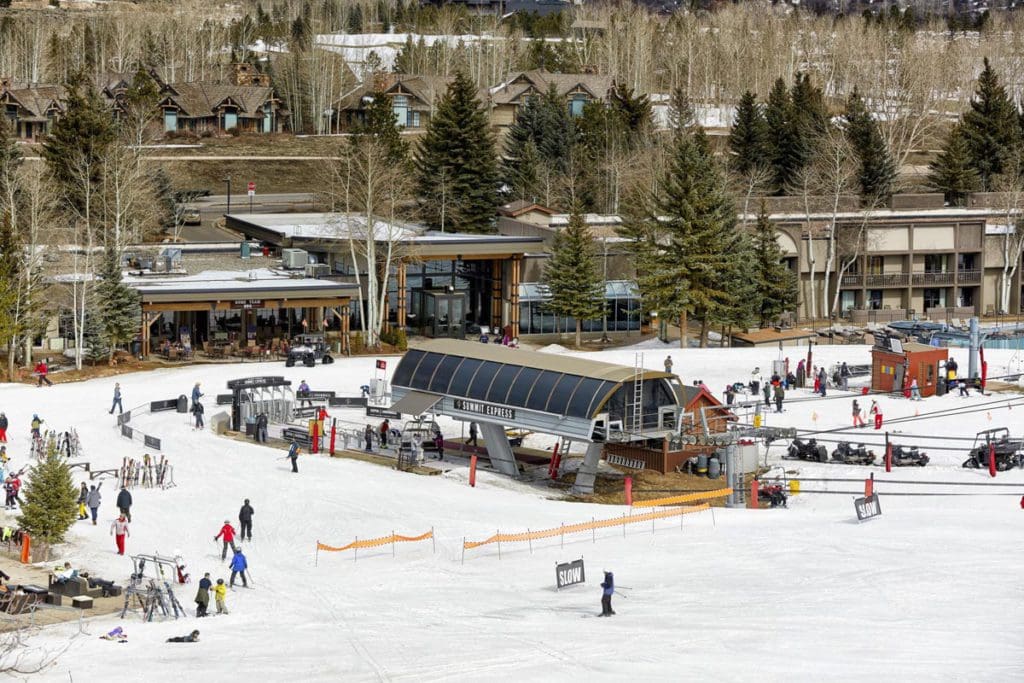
[129,269,355,296]
[740,207,1007,222]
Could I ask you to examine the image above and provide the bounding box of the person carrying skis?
[195,573,212,617]
[238,499,254,541]
[215,520,238,560]
[109,383,123,415]
[213,579,228,614]
[167,630,200,643]
[228,547,248,588]
[110,514,129,555]
[192,400,205,429]
[77,482,89,520]
[30,415,43,438]
[287,442,300,473]
[0,411,7,443]
[35,359,52,387]
[116,486,133,522]
[86,483,102,524]
[600,571,615,617]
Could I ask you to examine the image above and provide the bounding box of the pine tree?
[764,77,797,193]
[752,203,799,326]
[414,71,499,233]
[17,448,78,556]
[41,71,116,216]
[844,88,897,202]
[542,209,604,347]
[82,307,109,364]
[503,84,573,195]
[95,246,140,362]
[960,57,1022,191]
[152,167,176,230]
[355,90,410,165]
[728,90,770,175]
[928,125,981,206]
[608,82,652,144]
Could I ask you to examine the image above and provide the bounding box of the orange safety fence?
[630,488,733,509]
[317,529,434,553]
[462,503,711,551]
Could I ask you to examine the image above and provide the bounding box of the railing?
[840,273,863,287]
[911,271,955,286]
[865,273,909,287]
[957,269,981,284]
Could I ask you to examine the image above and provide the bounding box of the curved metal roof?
[391,340,673,421]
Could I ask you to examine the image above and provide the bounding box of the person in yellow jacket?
[77,482,88,520]
[213,578,228,614]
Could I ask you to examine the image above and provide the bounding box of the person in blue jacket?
[229,547,248,588]
[191,382,203,410]
[600,571,615,616]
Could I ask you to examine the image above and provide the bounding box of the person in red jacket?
[35,360,52,387]
[214,520,238,560]
[110,514,129,555]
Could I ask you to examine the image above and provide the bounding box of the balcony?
[957,269,981,284]
[864,273,909,287]
[911,271,955,286]
[840,273,864,287]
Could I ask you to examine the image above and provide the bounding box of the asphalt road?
[175,192,319,242]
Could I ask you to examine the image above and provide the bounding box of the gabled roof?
[161,83,278,118]
[497,200,556,218]
[336,73,454,112]
[0,85,66,120]
[488,69,613,106]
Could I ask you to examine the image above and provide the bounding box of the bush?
[394,327,408,351]
[350,331,364,354]
[228,126,242,137]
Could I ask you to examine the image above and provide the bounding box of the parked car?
[180,208,202,225]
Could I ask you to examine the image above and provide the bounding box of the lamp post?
[601,237,610,343]
[223,175,232,215]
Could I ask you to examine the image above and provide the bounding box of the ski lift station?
[388,340,684,494]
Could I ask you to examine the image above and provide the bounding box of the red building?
[871,341,948,398]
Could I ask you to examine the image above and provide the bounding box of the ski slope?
[1,343,1022,682]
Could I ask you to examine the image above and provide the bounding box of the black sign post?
[555,558,586,590]
[854,493,882,521]
[366,406,402,420]
[329,396,368,408]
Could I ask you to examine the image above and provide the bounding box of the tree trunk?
[699,316,709,348]
[575,319,582,348]
[678,310,687,348]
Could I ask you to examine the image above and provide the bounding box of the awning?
[389,390,442,416]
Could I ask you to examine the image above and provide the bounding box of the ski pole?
[614,591,628,598]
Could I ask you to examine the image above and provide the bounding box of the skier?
[35,359,52,387]
[818,367,828,397]
[773,383,785,413]
[86,483,102,525]
[238,499,254,541]
[77,482,89,520]
[840,362,851,391]
[167,630,200,643]
[215,520,238,560]
[910,378,922,401]
[852,400,866,428]
[191,382,203,410]
[3,476,15,510]
[109,383,123,415]
[110,513,129,555]
[195,573,212,617]
[297,380,311,407]
[433,429,444,461]
[287,442,300,473]
[664,355,673,373]
[869,400,883,430]
[116,486,133,522]
[762,382,771,408]
[599,571,615,617]
[795,359,806,388]
[379,419,390,448]
[255,413,268,443]
[812,366,820,394]
[0,411,7,443]
[468,422,479,447]
[228,547,248,588]
[214,579,228,614]
[192,400,205,430]
[30,414,43,438]
[364,424,374,452]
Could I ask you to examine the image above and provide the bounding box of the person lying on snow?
[167,630,200,643]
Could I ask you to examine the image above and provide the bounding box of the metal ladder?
[629,353,644,434]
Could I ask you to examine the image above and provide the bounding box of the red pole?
[624,476,633,506]
[749,479,759,509]
[885,440,892,473]
[469,455,477,487]
[311,420,319,454]
[865,472,874,497]
[550,452,561,480]
[329,419,337,456]
[989,443,997,478]
[548,442,560,478]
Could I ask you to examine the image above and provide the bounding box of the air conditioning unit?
[304,263,330,278]
[281,248,308,269]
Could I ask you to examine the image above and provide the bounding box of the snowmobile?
[784,438,828,462]
[962,428,1024,471]
[758,483,788,508]
[889,444,929,467]
[830,442,875,465]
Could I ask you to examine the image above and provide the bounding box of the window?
[392,95,408,128]
[566,378,606,418]
[526,372,562,411]
[568,95,588,118]
[263,104,273,133]
[868,290,883,310]
[407,111,420,128]
[507,367,542,406]
[923,288,945,310]
[957,253,977,271]
[223,110,238,130]
[867,256,883,275]
[924,254,948,273]
[410,352,443,389]
[547,375,583,414]
[486,364,523,404]
[163,108,178,132]
[448,358,483,396]
[428,355,464,394]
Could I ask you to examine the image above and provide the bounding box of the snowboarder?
[910,378,922,401]
[167,630,200,643]
[364,424,374,451]
[238,499,254,541]
[468,422,479,447]
[215,520,238,560]
[30,414,43,438]
[195,573,212,617]
[86,483,102,525]
[664,355,673,373]
[379,419,390,447]
[228,548,248,588]
[214,579,228,614]
[0,411,7,443]
[109,383,123,414]
[852,400,866,428]
[600,571,615,617]
[191,382,203,410]
[116,486,133,522]
[110,514,129,555]
[77,482,89,520]
[287,442,300,473]
[192,400,205,429]
[35,359,52,387]
[773,383,785,413]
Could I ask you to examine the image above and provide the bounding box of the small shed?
[731,328,817,348]
[870,339,948,398]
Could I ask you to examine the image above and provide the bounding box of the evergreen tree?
[95,246,140,362]
[542,209,604,347]
[355,90,410,165]
[960,57,1022,191]
[608,82,652,144]
[927,124,981,206]
[503,85,573,200]
[414,71,499,233]
[728,90,770,175]
[844,88,897,202]
[17,448,78,555]
[764,77,797,193]
[41,71,116,216]
[82,307,109,364]
[751,203,799,327]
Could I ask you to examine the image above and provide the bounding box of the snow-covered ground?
[2,342,1023,681]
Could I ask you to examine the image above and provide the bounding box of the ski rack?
[121,553,187,621]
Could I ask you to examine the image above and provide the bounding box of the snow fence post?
[469,455,477,487]
[625,476,633,506]
[560,523,564,549]
[622,513,626,537]
[392,530,396,557]
[989,443,997,477]
[592,518,596,544]
[431,527,435,554]
[315,542,319,567]
[496,530,501,560]
[710,505,716,527]
[354,537,358,563]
